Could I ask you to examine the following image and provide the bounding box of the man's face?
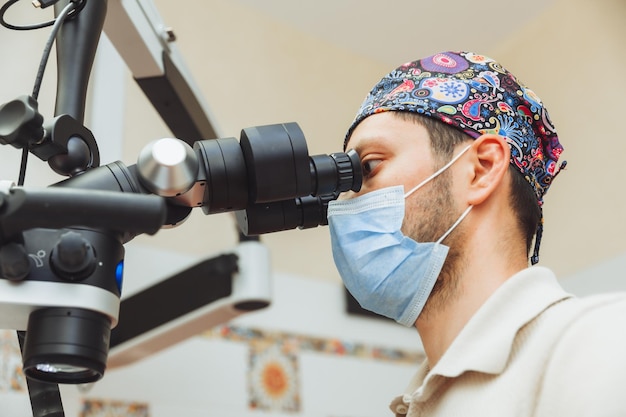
[344,112,466,316]
[344,112,458,243]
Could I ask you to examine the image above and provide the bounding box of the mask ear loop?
[530,213,544,265]
[437,205,473,244]
[402,144,474,245]
[404,145,472,198]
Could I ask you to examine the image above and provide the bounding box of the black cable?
[32,0,77,100]
[17,149,28,186]
[0,0,85,31]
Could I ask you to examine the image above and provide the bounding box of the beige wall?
[490,0,626,277]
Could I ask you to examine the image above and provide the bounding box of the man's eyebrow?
[348,135,388,153]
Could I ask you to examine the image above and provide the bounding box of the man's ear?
[465,134,510,206]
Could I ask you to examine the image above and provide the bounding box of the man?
[326,51,626,416]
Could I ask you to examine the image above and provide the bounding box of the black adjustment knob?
[50,231,97,281]
[0,95,44,149]
[0,242,30,281]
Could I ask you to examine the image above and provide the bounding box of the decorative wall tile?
[249,340,300,412]
[205,325,424,364]
[0,330,26,392]
[204,325,423,414]
[80,398,149,417]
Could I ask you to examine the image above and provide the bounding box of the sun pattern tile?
[249,340,300,412]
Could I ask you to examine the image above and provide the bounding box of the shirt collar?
[430,266,572,378]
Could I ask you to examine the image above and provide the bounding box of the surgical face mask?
[327,146,472,326]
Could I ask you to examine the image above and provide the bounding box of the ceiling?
[229,0,557,66]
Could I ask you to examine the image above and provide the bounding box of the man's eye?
[362,159,381,177]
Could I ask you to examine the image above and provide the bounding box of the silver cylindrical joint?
[137,138,199,197]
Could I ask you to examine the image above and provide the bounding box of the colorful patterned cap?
[346,51,566,206]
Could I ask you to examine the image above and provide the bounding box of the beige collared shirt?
[391,266,626,416]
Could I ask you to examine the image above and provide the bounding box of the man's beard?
[402,170,466,320]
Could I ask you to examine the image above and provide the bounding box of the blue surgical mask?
[327,146,472,326]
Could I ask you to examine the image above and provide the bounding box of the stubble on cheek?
[402,172,455,243]
[402,172,465,318]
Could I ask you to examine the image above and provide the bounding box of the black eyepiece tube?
[194,122,361,217]
[309,149,362,196]
[194,137,249,214]
[235,194,337,236]
[239,123,311,203]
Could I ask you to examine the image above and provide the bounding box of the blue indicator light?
[115,260,124,293]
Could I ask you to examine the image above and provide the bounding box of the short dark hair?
[392,111,541,255]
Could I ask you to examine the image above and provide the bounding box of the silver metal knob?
[137,138,199,197]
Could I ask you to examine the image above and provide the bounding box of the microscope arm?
[103,0,220,143]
